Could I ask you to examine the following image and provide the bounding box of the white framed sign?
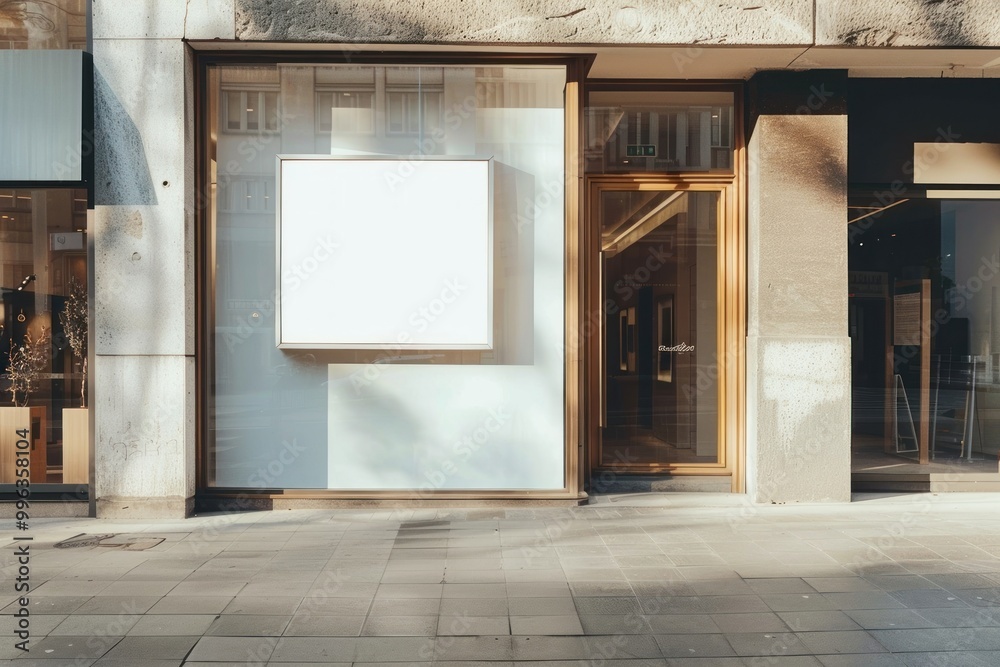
[276,155,493,350]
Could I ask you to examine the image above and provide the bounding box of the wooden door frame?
[584,175,745,490]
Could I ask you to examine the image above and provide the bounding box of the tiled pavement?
[4,493,1000,665]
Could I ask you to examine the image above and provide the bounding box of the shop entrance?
[585,180,739,488]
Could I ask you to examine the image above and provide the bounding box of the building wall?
[230,0,1000,47]
[89,0,1000,516]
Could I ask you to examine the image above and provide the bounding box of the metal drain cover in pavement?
[54,534,165,551]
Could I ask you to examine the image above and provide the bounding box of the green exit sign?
[626,144,656,157]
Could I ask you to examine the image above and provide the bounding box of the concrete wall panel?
[94,0,236,40]
[94,40,184,209]
[747,336,852,503]
[94,355,195,518]
[93,39,193,356]
[748,115,848,338]
[817,0,1000,47]
[746,72,852,503]
[93,205,191,356]
[235,0,814,45]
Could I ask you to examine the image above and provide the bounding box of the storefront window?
[0,188,89,487]
[206,64,567,490]
[849,196,1000,475]
[0,0,88,50]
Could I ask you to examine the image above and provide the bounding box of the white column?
[91,2,236,518]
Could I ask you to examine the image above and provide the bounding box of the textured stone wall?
[234,0,815,45]
[817,0,1000,48]
[87,1,1000,51]
[228,0,1000,48]
[746,71,852,504]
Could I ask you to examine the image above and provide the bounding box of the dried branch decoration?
[8,327,50,408]
[59,277,88,407]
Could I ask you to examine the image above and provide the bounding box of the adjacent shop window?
[585,91,734,173]
[0,189,89,486]
[206,64,567,490]
[0,0,88,49]
[849,196,1000,474]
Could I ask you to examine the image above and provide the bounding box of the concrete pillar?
[91,2,236,518]
[745,70,852,503]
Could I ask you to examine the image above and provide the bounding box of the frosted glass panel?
[209,64,566,490]
[327,365,564,490]
[0,51,84,181]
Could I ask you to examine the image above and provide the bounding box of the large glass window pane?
[849,197,1000,476]
[600,190,720,466]
[0,189,89,486]
[585,91,734,174]
[208,65,566,490]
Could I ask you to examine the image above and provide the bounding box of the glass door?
[592,185,727,471]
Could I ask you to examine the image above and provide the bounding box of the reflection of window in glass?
[386,89,442,135]
[223,90,279,133]
[585,91,735,174]
[217,178,274,214]
[476,79,539,108]
[316,90,374,134]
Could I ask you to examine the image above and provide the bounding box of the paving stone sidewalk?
[4,493,1000,665]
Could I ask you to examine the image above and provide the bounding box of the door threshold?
[589,473,731,494]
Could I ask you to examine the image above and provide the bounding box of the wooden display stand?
[61,407,89,484]
[0,406,47,483]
